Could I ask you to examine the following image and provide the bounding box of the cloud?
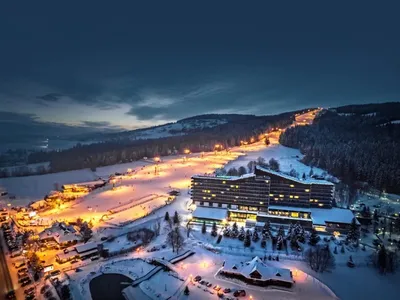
[126,82,232,120]
[81,121,112,127]
[36,93,63,102]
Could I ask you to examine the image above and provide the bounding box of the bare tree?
[153,218,162,236]
[305,245,335,273]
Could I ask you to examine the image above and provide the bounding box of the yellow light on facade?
[184,149,190,154]
[290,184,294,187]
[279,195,284,198]
[305,189,310,192]
[269,194,274,196]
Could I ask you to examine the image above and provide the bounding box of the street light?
[184,149,191,154]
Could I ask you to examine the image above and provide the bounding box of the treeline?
[0,110,310,177]
[279,104,400,194]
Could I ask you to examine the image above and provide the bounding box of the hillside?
[0,109,313,176]
[279,102,400,194]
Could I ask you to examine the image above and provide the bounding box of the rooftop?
[221,256,293,283]
[311,207,357,225]
[255,166,334,185]
[192,173,257,181]
[75,242,98,253]
[192,206,227,221]
[268,205,311,213]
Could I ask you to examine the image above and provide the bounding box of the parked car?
[200,280,206,285]
[90,255,100,261]
[70,260,78,264]
[21,279,32,287]
[40,285,49,294]
[206,282,212,287]
[50,270,60,277]
[24,287,35,295]
[19,277,30,284]
[223,288,231,293]
[18,268,28,274]
[233,290,246,297]
[213,285,221,291]
[44,290,53,298]
[18,272,28,279]
[193,275,202,282]
[25,294,35,300]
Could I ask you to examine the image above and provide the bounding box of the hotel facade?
[191,166,355,233]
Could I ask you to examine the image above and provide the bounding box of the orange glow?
[183,149,191,154]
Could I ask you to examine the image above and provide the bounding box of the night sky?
[0,1,399,135]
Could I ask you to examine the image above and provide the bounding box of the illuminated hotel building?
[191,166,356,232]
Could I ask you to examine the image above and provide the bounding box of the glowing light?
[333,231,340,238]
[184,149,191,154]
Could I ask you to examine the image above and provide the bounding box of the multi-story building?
[254,166,334,208]
[191,166,356,233]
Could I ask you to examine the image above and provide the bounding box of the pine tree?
[231,222,239,238]
[261,234,267,248]
[346,218,360,243]
[302,172,306,180]
[223,225,231,237]
[262,220,271,237]
[211,222,218,237]
[244,229,251,247]
[164,211,170,222]
[378,245,387,273]
[238,227,245,241]
[309,228,320,246]
[184,286,190,295]
[340,245,345,253]
[277,225,285,238]
[252,229,259,242]
[276,235,284,250]
[309,167,314,177]
[287,223,294,237]
[173,211,180,225]
[333,246,338,254]
[201,221,207,234]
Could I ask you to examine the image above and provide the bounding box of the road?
[0,231,14,297]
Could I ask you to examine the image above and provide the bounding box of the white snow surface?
[192,207,227,220]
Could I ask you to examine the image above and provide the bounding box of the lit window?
[314,199,319,202]
[212,194,216,197]
[221,191,224,194]
[265,180,269,183]
[294,196,299,199]
[289,195,293,198]
[259,202,264,205]
[230,185,234,188]
[222,181,226,184]
[279,195,284,198]
[194,182,198,185]
[291,212,299,218]
[309,199,314,202]
[235,196,239,199]
[203,197,206,199]
[274,198,279,200]
[269,194,274,197]
[290,184,294,188]
[318,203,323,207]
[236,185,239,188]
[305,189,310,192]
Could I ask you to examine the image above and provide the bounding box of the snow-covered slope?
[99,117,228,141]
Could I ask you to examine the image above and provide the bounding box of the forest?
[279,103,400,194]
[0,109,310,177]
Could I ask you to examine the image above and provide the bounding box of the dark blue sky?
[0,1,399,133]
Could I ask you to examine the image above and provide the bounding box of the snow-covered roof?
[75,242,98,253]
[192,207,227,221]
[39,222,81,244]
[56,250,78,261]
[311,208,356,225]
[255,166,334,185]
[221,256,293,283]
[268,205,311,213]
[191,173,256,181]
[62,180,105,188]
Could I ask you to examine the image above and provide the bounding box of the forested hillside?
[0,109,310,176]
[280,103,400,194]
